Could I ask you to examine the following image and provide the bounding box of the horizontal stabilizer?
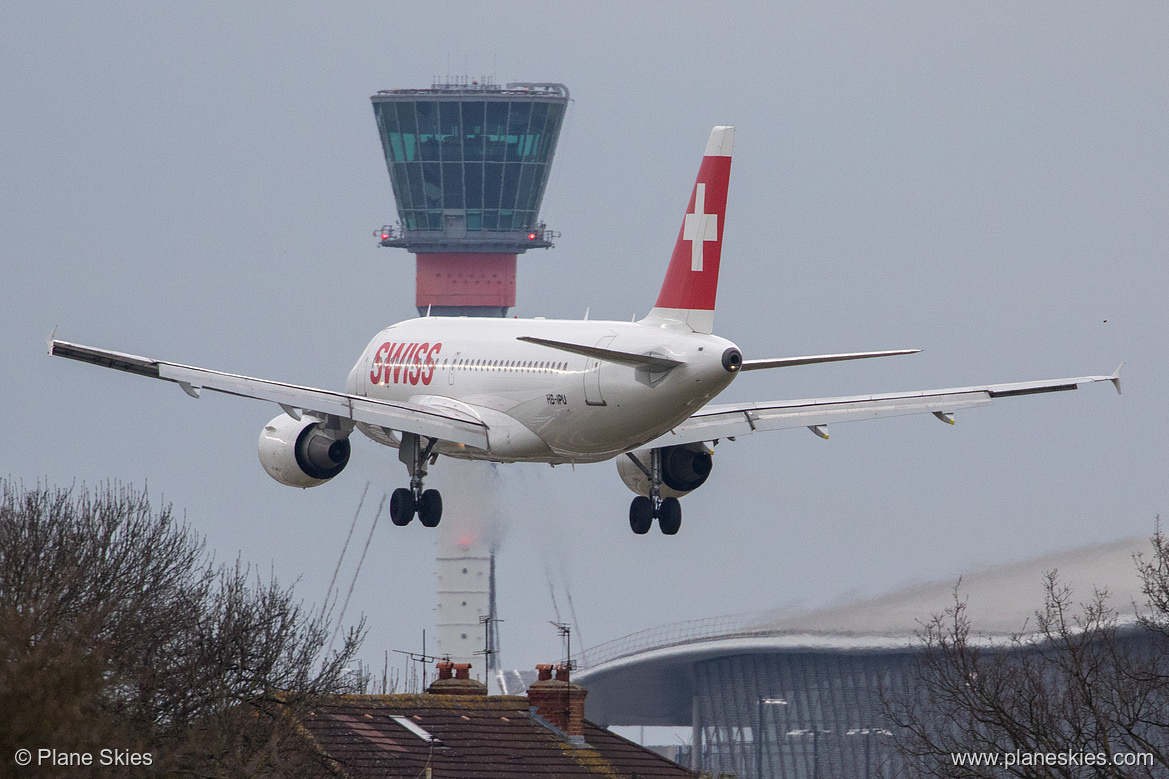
[741,349,920,371]
[517,336,683,370]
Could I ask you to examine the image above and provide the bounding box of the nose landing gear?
[389,432,443,527]
[625,450,683,536]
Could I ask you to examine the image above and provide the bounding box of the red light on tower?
[528,232,537,240]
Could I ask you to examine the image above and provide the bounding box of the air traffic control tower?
[372,80,569,317]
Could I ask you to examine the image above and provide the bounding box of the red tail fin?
[645,126,734,334]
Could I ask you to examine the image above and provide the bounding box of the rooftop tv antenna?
[551,621,574,671]
[393,629,448,691]
[475,612,504,690]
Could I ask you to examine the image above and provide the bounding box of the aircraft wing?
[49,339,489,449]
[650,367,1123,448]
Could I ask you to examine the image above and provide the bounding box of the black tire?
[418,489,443,528]
[629,496,654,535]
[390,487,416,526]
[659,497,682,535]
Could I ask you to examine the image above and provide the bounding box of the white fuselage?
[345,316,740,464]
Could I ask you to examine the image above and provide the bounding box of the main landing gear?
[625,450,682,536]
[390,432,443,527]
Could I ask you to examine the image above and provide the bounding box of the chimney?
[526,663,588,741]
[427,662,487,696]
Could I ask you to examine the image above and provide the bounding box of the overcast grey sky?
[3,3,1166,678]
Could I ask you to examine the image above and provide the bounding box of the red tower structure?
[372,80,569,317]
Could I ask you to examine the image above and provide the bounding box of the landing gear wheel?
[390,487,416,526]
[417,489,443,528]
[629,496,654,535]
[658,497,682,535]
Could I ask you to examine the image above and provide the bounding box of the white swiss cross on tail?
[683,183,718,272]
[646,126,734,335]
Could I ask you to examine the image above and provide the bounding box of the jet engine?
[258,414,351,488]
[617,444,713,498]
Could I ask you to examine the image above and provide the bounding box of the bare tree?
[888,527,1169,778]
[0,480,364,777]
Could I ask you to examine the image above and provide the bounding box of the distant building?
[433,529,492,670]
[371,79,569,317]
[302,662,696,778]
[577,537,1151,778]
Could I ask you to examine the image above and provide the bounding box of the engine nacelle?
[258,414,351,488]
[617,444,713,498]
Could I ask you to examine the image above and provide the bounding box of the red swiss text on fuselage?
[369,342,442,386]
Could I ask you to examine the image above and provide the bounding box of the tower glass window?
[373,86,567,238]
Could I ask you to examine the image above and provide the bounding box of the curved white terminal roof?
[577,536,1150,726]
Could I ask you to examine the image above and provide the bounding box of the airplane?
[49,126,1122,536]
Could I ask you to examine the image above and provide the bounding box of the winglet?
[1110,362,1124,395]
[46,326,58,355]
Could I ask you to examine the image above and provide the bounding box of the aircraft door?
[584,335,615,406]
[449,351,460,386]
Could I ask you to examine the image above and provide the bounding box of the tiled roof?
[303,694,694,778]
